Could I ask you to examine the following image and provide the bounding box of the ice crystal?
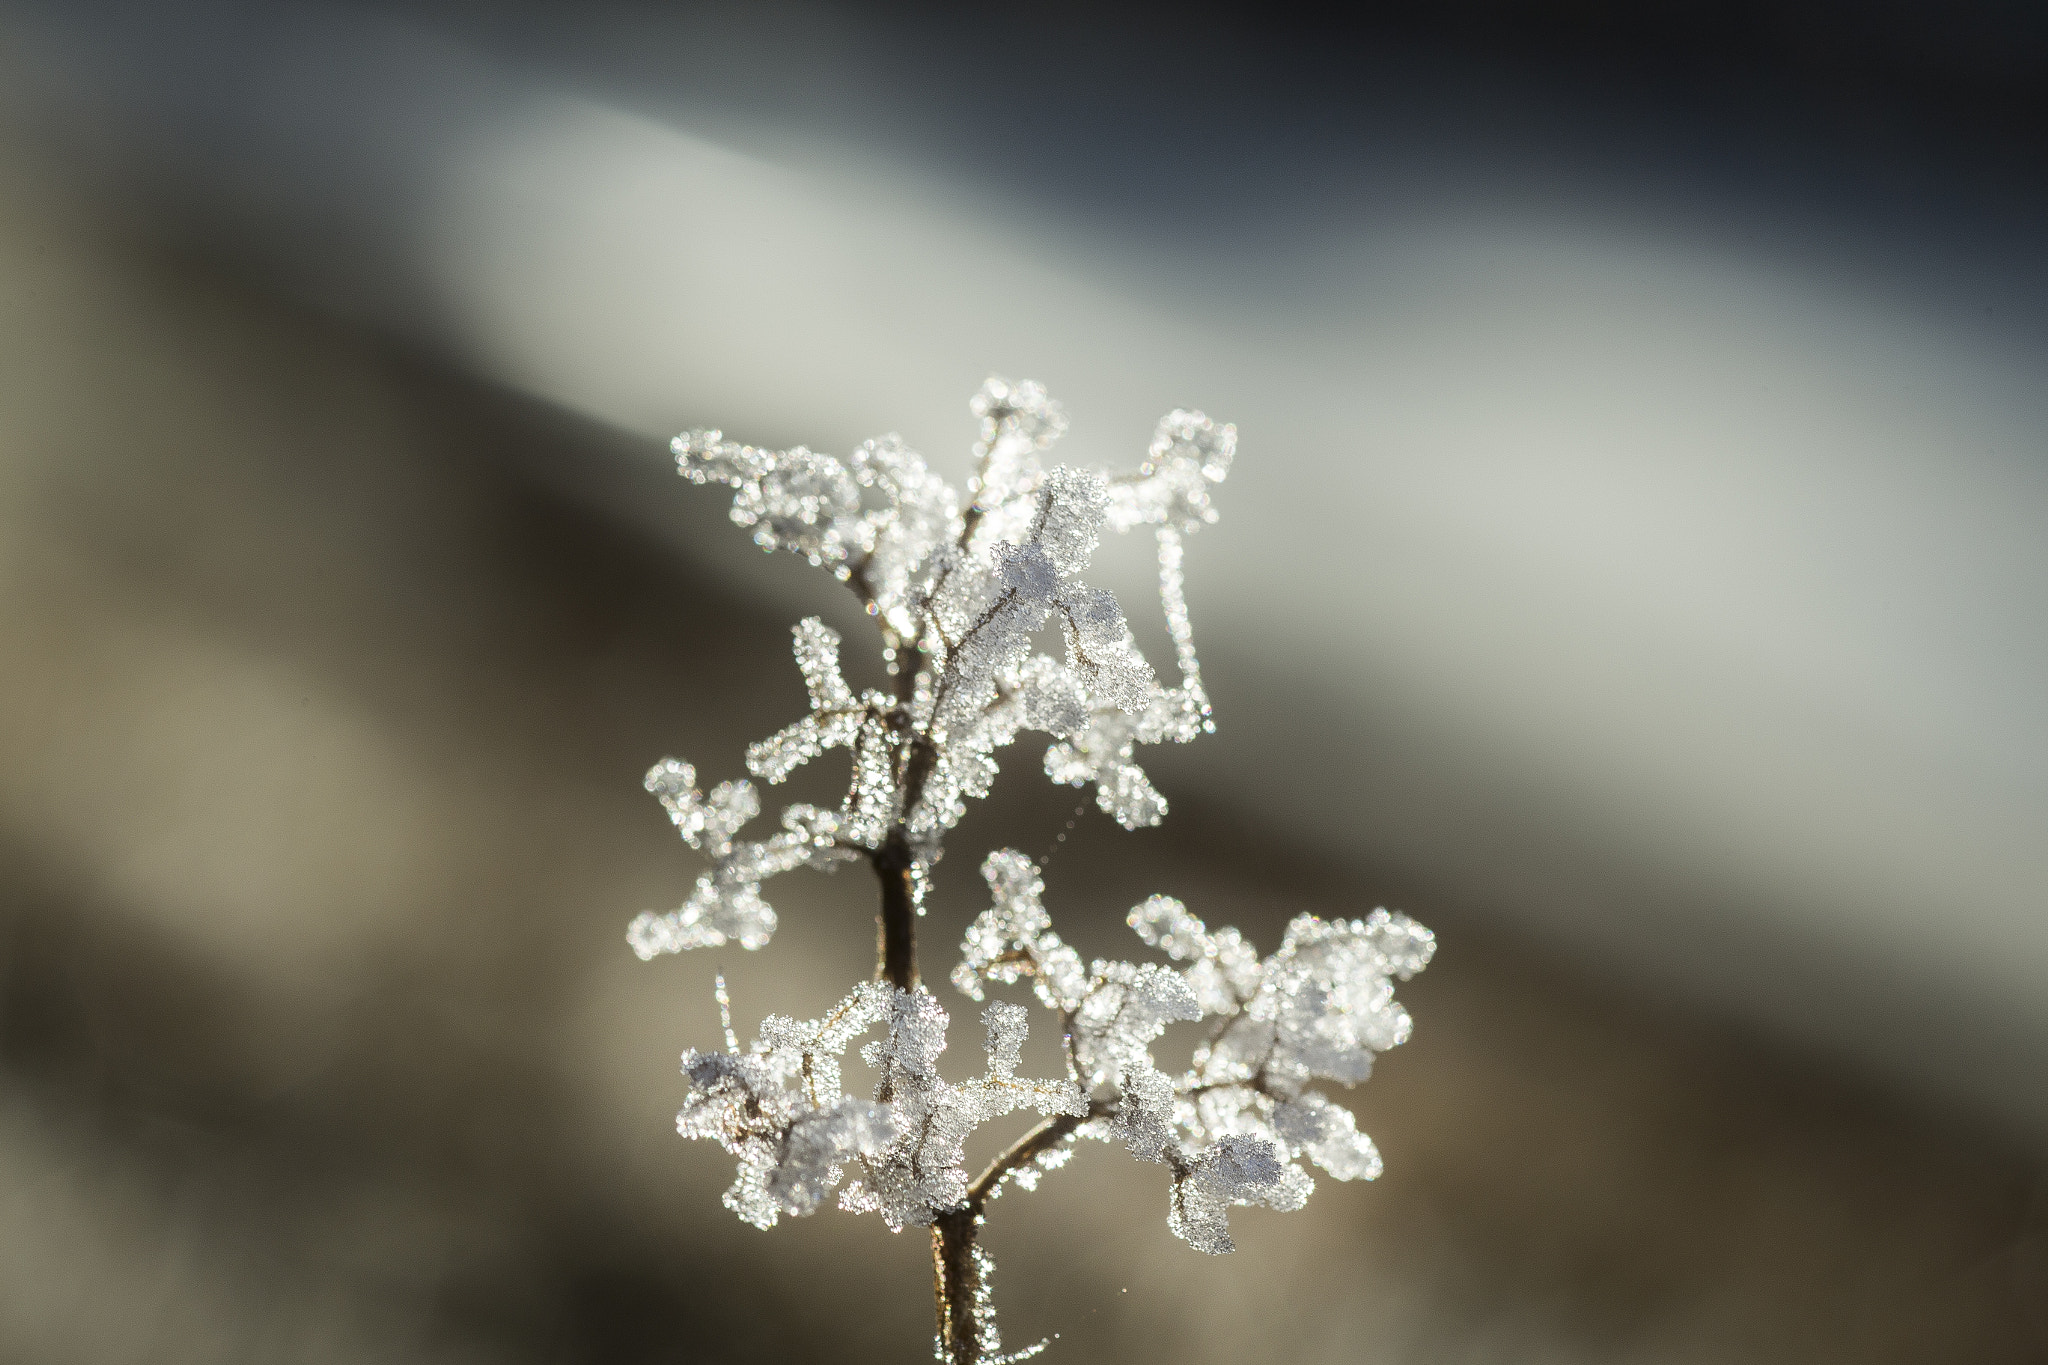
[634,381,1433,1363]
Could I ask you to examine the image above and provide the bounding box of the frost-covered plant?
[631,379,1434,1363]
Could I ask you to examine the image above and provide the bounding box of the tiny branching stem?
[854,454,1097,1360]
[968,1110,1095,1207]
[932,1106,1102,1365]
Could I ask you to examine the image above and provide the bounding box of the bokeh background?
[2,2,2045,1362]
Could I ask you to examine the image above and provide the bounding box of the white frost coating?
[675,980,895,1228]
[952,850,1088,1010]
[646,378,1231,951]
[839,992,1087,1231]
[1105,409,1236,537]
[637,381,1432,1359]
[955,850,1432,1255]
[1167,1132,1314,1255]
[1272,1091,1384,1182]
[679,981,1082,1236]
[627,758,857,957]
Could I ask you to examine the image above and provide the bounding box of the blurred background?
[1,1,2045,1361]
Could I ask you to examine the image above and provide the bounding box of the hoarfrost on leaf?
[1271,1091,1384,1182]
[627,758,857,957]
[674,980,895,1229]
[968,376,1067,517]
[952,850,1089,1012]
[838,990,1085,1232]
[634,380,1435,1363]
[1166,1133,1313,1255]
[1105,409,1236,536]
[954,849,1430,1256]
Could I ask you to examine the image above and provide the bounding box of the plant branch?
[877,457,1060,1361]
[931,1205,983,1365]
[967,1109,1094,1208]
[932,1106,1099,1365]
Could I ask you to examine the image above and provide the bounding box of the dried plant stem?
[648,385,1428,1365]
[931,1206,983,1365]
[874,708,1099,1365]
[873,830,919,991]
[932,1113,1091,1365]
[875,824,1081,1365]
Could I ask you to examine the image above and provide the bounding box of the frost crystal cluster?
[631,380,1434,1364]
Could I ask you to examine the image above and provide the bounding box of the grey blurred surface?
[2,4,2047,1362]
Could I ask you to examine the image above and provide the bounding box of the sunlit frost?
[636,381,1432,1360]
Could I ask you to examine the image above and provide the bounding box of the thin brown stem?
[967,1111,1091,1207]
[869,634,934,991]
[871,829,918,991]
[931,1206,981,1365]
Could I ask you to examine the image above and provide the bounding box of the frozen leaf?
[1128,895,1263,1015]
[644,759,755,854]
[1110,1062,1178,1162]
[982,1001,1029,1079]
[746,618,892,790]
[969,377,1067,514]
[1070,959,1200,1085]
[1167,1134,1312,1255]
[953,850,1088,1012]
[629,759,859,956]
[841,988,1084,1232]
[1044,714,1168,829]
[846,434,963,636]
[674,981,895,1229]
[674,430,864,571]
[1272,1091,1383,1182]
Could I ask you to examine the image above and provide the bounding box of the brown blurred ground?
[1,136,2044,1365]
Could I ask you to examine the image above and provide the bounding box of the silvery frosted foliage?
[635,381,1432,1364]
[677,978,894,1228]
[1040,407,1236,827]
[627,759,858,956]
[955,850,1433,1255]
[839,994,1087,1230]
[677,978,1081,1238]
[638,379,1234,959]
